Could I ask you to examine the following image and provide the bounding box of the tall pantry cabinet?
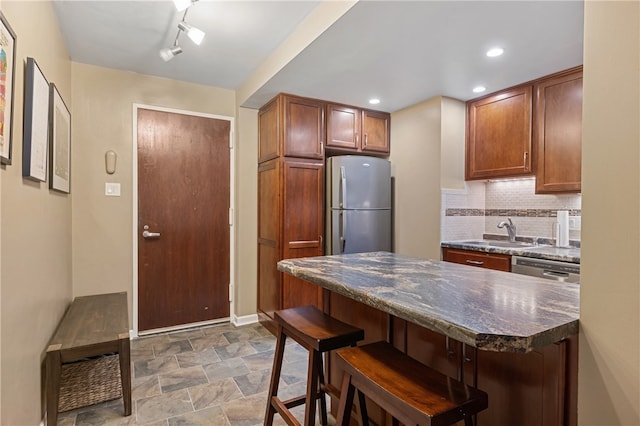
[257,94,325,330]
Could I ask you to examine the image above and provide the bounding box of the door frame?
[132,103,235,337]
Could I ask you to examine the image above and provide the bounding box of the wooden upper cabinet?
[258,94,325,163]
[326,104,360,150]
[258,97,280,163]
[326,103,390,155]
[534,68,583,193]
[466,85,533,179]
[283,95,325,159]
[362,109,391,153]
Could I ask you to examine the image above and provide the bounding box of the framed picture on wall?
[0,12,17,165]
[49,83,71,193]
[23,57,49,181]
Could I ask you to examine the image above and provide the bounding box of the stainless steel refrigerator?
[326,155,392,254]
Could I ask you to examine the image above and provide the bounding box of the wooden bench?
[46,292,132,425]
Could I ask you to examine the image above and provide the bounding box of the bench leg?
[118,335,132,416]
[46,348,62,426]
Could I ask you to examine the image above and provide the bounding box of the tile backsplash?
[441,178,581,242]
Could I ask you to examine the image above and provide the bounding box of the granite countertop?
[277,252,579,353]
[441,240,581,263]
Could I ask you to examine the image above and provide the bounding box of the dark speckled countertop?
[277,252,579,353]
[441,240,581,263]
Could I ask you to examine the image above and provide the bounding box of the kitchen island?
[277,251,579,426]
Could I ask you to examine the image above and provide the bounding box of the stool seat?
[335,341,488,426]
[275,305,365,353]
[265,305,365,426]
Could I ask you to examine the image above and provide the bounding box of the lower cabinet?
[325,293,577,426]
[442,247,511,272]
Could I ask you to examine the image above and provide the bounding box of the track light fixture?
[177,21,205,46]
[159,45,183,62]
[159,1,204,61]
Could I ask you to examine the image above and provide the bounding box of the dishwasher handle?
[543,270,570,279]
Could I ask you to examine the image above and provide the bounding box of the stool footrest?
[281,395,306,409]
[271,396,302,426]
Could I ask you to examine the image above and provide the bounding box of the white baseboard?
[232,313,259,327]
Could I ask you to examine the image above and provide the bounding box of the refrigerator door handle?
[340,211,347,253]
[340,166,347,208]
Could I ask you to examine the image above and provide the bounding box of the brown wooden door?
[362,109,391,154]
[281,157,324,309]
[326,103,360,150]
[534,69,583,193]
[283,95,325,159]
[137,108,230,331]
[257,158,281,320]
[466,85,533,179]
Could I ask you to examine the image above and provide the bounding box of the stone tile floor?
[57,322,321,426]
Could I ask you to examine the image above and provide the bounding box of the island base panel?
[325,291,577,426]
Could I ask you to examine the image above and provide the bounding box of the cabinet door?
[473,342,567,426]
[362,109,391,154]
[257,159,281,319]
[534,70,582,193]
[258,96,280,163]
[281,158,324,309]
[326,103,360,150]
[442,248,511,272]
[283,95,325,159]
[467,86,533,179]
[406,322,460,379]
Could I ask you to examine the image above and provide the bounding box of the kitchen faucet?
[497,217,517,242]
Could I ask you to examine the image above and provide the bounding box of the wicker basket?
[58,354,122,412]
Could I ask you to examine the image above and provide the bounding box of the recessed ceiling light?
[473,86,486,93]
[486,47,504,57]
[369,98,380,105]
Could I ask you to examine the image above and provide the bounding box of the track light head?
[159,45,183,62]
[177,21,205,45]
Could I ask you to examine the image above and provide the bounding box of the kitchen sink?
[458,240,537,249]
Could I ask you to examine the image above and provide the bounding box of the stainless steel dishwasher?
[511,256,580,283]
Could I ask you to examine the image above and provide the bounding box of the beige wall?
[390,97,442,259]
[0,1,72,424]
[579,1,640,424]
[71,63,236,323]
[234,107,258,317]
[440,97,466,191]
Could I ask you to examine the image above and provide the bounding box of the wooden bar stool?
[335,341,488,426]
[264,305,365,426]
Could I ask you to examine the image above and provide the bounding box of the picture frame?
[49,83,70,193]
[23,57,49,181]
[0,12,16,165]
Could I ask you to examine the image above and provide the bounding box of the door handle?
[340,166,347,208]
[142,225,160,239]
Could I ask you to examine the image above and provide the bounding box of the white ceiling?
[52,0,584,113]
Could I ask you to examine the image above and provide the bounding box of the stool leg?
[464,415,475,426]
[335,372,355,426]
[264,326,287,426]
[304,350,321,426]
[317,355,328,426]
[356,390,369,426]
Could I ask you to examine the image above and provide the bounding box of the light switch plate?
[105,182,121,196]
